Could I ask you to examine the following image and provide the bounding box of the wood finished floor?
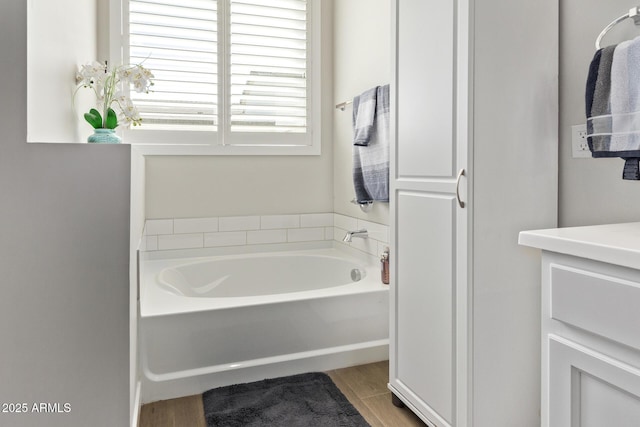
[139,360,426,427]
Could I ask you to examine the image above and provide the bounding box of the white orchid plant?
[75,61,154,130]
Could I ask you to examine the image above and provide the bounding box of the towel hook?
[595,6,640,50]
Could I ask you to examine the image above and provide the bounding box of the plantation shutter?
[229,0,308,134]
[127,0,311,144]
[129,0,218,130]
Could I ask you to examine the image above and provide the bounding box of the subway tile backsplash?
[219,215,260,232]
[247,229,288,245]
[158,233,203,251]
[260,214,300,230]
[300,213,333,228]
[145,219,174,235]
[143,212,389,257]
[173,217,219,234]
[287,227,326,243]
[333,213,358,232]
[204,231,247,247]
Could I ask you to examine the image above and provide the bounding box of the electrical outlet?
[571,124,591,158]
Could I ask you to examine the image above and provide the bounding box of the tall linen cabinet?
[389,1,558,426]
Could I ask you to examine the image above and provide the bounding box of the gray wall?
[560,0,640,226]
[0,2,130,426]
[472,0,558,424]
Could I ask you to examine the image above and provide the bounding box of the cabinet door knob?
[456,168,466,208]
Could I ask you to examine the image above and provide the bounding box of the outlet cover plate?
[572,124,591,158]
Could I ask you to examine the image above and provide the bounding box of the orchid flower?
[74,61,154,129]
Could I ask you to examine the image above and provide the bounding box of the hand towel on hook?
[352,85,390,203]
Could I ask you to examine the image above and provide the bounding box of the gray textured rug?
[202,372,370,427]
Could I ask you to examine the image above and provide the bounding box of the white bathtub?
[139,242,389,402]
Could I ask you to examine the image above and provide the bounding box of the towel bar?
[335,100,353,111]
[595,6,640,50]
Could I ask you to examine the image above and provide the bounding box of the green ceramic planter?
[87,128,121,144]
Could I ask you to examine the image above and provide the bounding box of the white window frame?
[109,0,321,155]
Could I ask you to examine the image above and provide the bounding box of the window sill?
[122,129,321,156]
[130,143,321,156]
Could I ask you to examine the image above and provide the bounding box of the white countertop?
[518,222,640,270]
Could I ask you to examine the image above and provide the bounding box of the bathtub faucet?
[343,229,368,243]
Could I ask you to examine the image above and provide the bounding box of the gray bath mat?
[202,372,370,427]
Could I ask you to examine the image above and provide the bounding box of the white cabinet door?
[395,0,455,179]
[549,337,640,427]
[390,0,468,426]
[394,191,456,426]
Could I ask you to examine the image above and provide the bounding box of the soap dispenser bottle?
[380,247,390,285]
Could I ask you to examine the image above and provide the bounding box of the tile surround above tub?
[143,212,389,257]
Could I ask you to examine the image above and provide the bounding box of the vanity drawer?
[550,264,640,351]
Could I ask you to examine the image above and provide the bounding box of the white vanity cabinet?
[519,223,640,427]
[389,0,558,426]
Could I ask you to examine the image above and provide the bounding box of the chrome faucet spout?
[343,229,368,243]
